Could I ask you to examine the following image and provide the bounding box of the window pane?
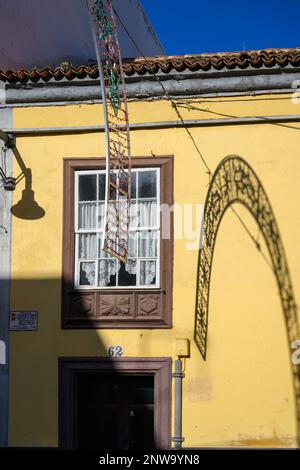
[138,171,157,198]
[128,376,154,405]
[129,201,138,228]
[128,232,137,258]
[129,409,154,450]
[99,260,116,287]
[98,173,106,201]
[79,261,96,286]
[118,199,130,232]
[78,406,119,450]
[140,260,156,286]
[139,231,158,258]
[131,171,136,199]
[78,234,97,259]
[99,235,113,259]
[119,170,130,197]
[97,202,105,229]
[106,200,128,233]
[118,260,137,286]
[78,202,97,229]
[78,375,120,406]
[138,201,157,227]
[103,230,127,261]
[79,175,97,201]
[109,173,116,200]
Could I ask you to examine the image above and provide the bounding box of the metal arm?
[0,129,15,148]
[0,134,16,190]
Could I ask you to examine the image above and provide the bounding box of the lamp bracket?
[0,132,16,190]
[0,129,15,149]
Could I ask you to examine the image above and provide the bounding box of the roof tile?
[1,49,300,83]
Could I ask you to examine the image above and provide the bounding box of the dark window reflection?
[131,172,137,199]
[79,175,97,201]
[118,261,136,286]
[138,171,157,198]
[98,174,106,201]
[79,375,119,406]
[109,173,116,200]
[128,376,154,405]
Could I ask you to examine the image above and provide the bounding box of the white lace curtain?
[135,201,158,227]
[78,199,158,287]
[78,201,157,230]
[80,261,96,286]
[140,260,156,285]
[78,202,105,229]
[99,259,116,287]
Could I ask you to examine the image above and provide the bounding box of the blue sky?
[141,0,300,55]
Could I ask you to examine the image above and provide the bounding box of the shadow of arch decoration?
[195,155,300,442]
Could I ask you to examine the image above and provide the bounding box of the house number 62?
[107,346,124,357]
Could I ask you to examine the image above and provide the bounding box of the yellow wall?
[9,94,300,447]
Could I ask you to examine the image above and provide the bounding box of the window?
[62,157,173,328]
[75,169,160,289]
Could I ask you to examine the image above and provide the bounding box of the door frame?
[59,357,172,449]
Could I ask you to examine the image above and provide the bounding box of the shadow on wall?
[195,155,300,446]
[11,147,45,220]
[7,147,168,450]
[9,277,165,450]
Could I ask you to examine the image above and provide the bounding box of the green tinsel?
[94,0,113,39]
[105,62,121,117]
[93,1,122,116]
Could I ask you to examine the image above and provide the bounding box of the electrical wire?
[176,101,300,132]
[113,6,274,270]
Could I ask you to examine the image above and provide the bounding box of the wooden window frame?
[59,357,172,450]
[62,157,173,328]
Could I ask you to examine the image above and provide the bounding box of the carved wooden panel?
[99,294,133,317]
[137,294,161,316]
[69,293,95,317]
[64,289,169,326]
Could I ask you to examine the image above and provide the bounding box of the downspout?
[172,359,185,450]
[172,339,190,449]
